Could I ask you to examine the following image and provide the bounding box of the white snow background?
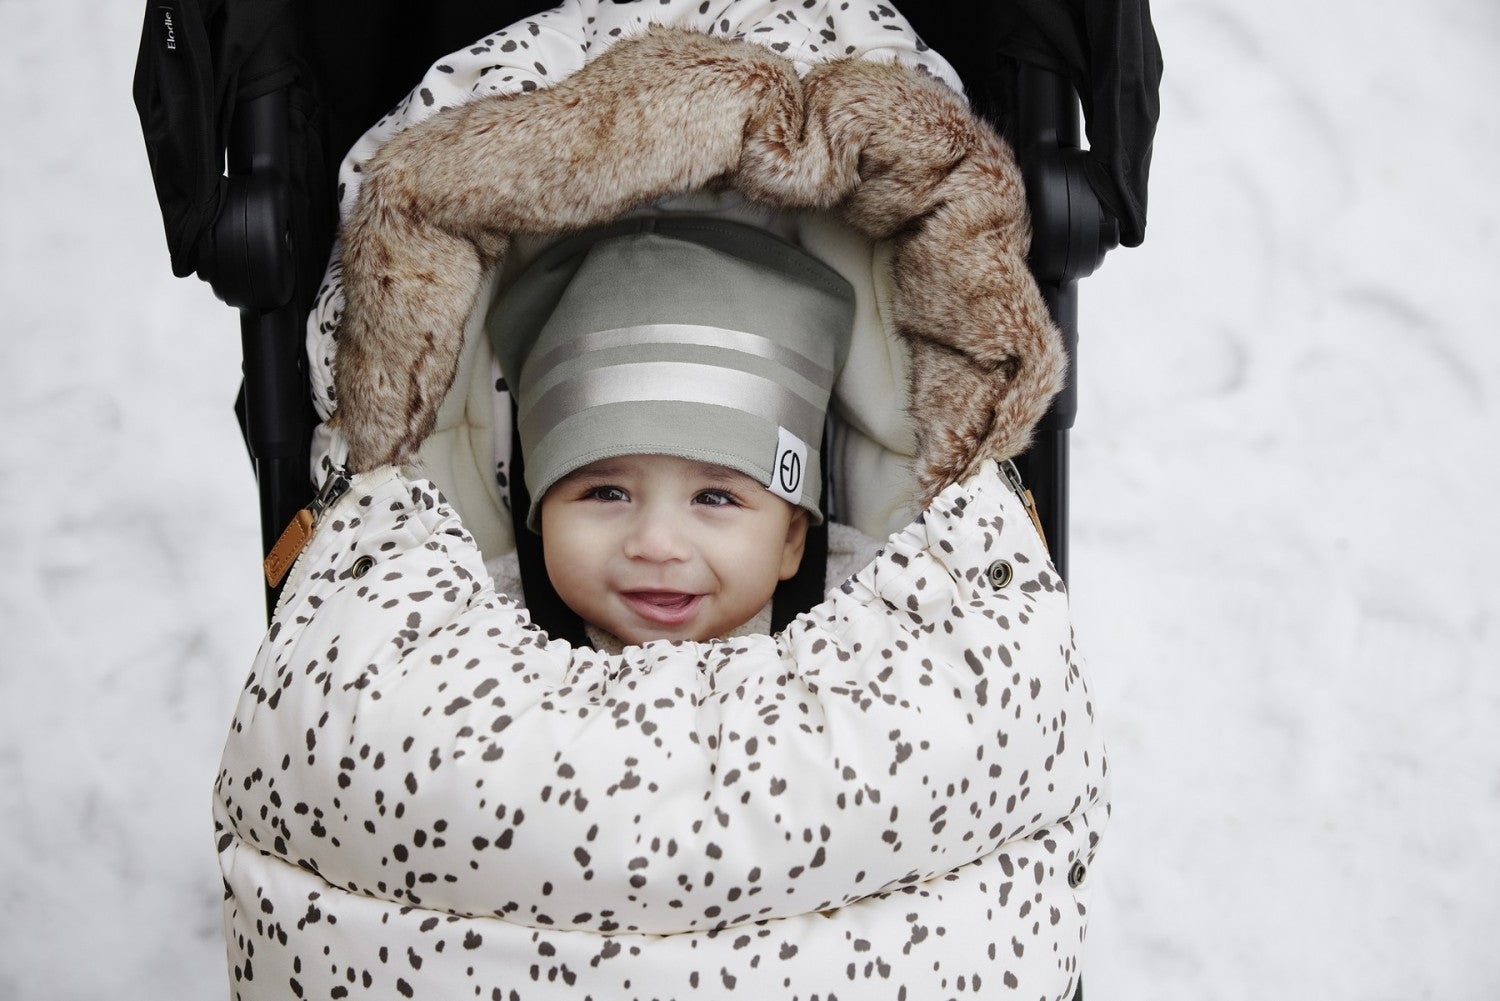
[2,0,1497,998]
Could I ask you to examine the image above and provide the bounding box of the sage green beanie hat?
[487,216,855,530]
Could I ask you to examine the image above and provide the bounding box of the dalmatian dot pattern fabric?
[263,3,1109,996]
[216,462,1107,999]
[304,0,964,487]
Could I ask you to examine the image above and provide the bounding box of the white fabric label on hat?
[768,426,808,505]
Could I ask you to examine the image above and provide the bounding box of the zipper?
[265,466,351,618]
[307,466,352,527]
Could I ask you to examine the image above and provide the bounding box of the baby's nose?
[623,509,690,562]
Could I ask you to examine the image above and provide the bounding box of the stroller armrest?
[198,65,296,310]
[1017,64,1121,285]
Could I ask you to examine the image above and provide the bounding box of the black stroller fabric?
[990,0,1163,248]
[136,1,1161,286]
[905,0,1163,249]
[133,0,296,278]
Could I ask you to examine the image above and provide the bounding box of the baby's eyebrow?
[561,460,628,481]
[693,464,758,486]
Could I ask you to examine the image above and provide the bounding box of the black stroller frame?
[135,3,1159,993]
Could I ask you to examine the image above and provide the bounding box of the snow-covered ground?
[2,1,1496,998]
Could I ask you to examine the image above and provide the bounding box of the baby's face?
[539,455,807,645]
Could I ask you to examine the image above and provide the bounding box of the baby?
[487,217,861,648]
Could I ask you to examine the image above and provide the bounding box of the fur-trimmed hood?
[332,25,1065,505]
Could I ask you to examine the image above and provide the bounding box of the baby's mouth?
[620,590,704,626]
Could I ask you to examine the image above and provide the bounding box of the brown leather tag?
[1022,488,1050,555]
[264,508,315,588]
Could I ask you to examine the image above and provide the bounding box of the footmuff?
[214,4,1108,999]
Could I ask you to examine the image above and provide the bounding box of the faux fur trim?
[334,26,1064,504]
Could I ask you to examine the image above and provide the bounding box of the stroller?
[135,2,1160,998]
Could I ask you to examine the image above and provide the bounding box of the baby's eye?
[694,489,738,508]
[584,485,628,502]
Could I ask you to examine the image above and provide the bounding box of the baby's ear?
[778,507,810,580]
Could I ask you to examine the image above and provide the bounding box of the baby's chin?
[602,609,747,646]
[575,591,775,646]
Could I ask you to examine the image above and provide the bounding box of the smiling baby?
[486,216,860,649]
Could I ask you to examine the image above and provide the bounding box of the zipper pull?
[1000,460,1050,555]
[263,467,350,588]
[308,466,352,525]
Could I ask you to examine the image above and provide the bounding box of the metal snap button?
[351,555,376,579]
[1067,861,1087,888]
[986,559,1013,589]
